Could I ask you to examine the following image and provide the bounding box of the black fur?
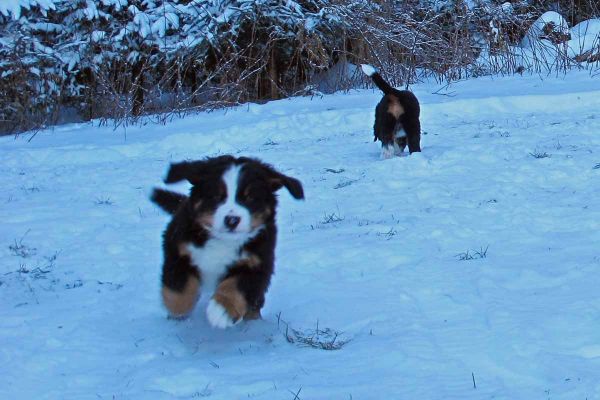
[151,156,303,322]
[151,188,187,215]
[366,67,421,155]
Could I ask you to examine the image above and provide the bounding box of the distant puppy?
[151,156,304,329]
[361,64,421,158]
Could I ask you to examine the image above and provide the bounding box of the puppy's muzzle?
[224,215,241,231]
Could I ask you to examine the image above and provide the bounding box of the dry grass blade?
[279,316,351,351]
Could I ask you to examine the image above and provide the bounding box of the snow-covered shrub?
[0,0,598,134]
[569,18,600,63]
[1,3,63,132]
[0,0,359,132]
[470,2,600,75]
[514,11,573,72]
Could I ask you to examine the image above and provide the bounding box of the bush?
[0,0,598,134]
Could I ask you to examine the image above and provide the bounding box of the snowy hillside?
[1,71,600,399]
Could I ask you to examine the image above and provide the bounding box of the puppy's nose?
[224,215,241,231]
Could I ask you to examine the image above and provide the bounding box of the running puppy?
[361,64,421,158]
[151,155,304,329]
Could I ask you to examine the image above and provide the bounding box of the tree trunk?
[269,47,278,99]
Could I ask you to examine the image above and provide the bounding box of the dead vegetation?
[277,313,351,351]
[1,0,598,134]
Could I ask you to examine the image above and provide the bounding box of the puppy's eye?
[245,191,261,203]
[243,186,259,202]
[208,183,226,203]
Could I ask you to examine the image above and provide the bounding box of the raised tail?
[361,64,394,95]
[151,188,187,215]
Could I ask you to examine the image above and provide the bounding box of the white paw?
[393,142,405,156]
[206,299,237,329]
[381,145,395,159]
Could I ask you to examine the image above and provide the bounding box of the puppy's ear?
[164,161,196,184]
[249,159,304,199]
[164,155,235,185]
[150,188,187,214]
[266,169,304,200]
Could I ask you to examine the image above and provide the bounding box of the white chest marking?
[394,127,406,139]
[187,240,243,295]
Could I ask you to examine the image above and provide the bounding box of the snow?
[476,15,600,75]
[360,64,376,77]
[516,13,600,70]
[521,11,569,49]
[500,2,513,13]
[568,18,600,57]
[311,60,361,93]
[1,71,600,399]
[91,30,106,42]
[0,0,57,19]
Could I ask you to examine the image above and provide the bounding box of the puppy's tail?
[361,64,394,95]
[151,188,187,215]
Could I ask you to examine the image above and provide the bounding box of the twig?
[289,387,302,400]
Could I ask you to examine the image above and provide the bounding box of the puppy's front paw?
[393,143,405,156]
[207,277,249,329]
[381,145,394,159]
[206,298,239,329]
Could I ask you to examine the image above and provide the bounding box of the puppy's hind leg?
[404,118,422,154]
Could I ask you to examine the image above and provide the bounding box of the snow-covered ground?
[1,71,600,399]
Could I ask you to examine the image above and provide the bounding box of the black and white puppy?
[151,155,304,329]
[361,64,422,158]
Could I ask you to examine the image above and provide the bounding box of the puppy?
[151,155,304,329]
[361,64,422,158]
